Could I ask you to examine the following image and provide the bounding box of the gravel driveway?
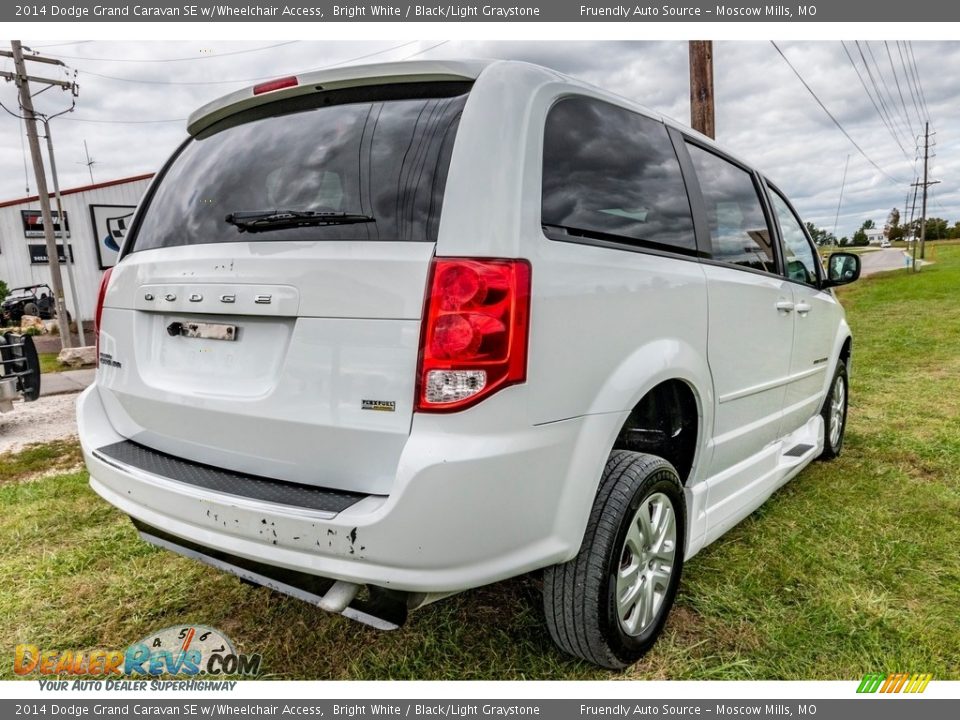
[0,393,80,454]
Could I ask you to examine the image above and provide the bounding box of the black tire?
[543,450,686,669]
[23,302,39,318]
[819,360,849,460]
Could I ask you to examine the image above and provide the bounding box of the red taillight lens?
[94,267,114,367]
[252,76,298,95]
[416,258,531,412]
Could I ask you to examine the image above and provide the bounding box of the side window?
[769,189,820,287]
[686,143,776,274]
[542,96,696,254]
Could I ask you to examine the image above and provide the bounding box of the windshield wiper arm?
[224,210,376,233]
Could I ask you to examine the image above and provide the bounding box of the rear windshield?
[129,84,469,251]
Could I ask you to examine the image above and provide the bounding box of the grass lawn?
[1,251,958,681]
[39,352,66,375]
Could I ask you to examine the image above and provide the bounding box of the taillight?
[416,258,531,412]
[94,267,114,367]
[253,76,298,95]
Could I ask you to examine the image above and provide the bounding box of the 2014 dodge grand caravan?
[78,59,861,669]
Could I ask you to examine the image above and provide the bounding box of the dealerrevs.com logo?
[857,673,933,694]
[15,625,261,682]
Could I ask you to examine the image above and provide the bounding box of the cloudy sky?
[1,40,954,239]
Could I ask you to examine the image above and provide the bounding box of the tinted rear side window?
[541,96,696,255]
[130,89,468,251]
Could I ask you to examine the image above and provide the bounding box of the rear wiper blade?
[224,210,376,233]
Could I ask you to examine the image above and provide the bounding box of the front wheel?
[819,360,849,460]
[543,451,686,669]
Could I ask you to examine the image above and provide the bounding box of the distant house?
[866,228,887,245]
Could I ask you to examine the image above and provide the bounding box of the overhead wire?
[882,40,916,139]
[907,42,931,122]
[770,41,906,186]
[73,40,420,86]
[840,41,911,161]
[855,41,912,154]
[46,41,299,63]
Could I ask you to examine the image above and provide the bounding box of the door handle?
[795,301,812,315]
[776,300,795,313]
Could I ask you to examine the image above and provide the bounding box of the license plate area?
[167,321,238,341]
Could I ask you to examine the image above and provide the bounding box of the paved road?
[858,248,912,276]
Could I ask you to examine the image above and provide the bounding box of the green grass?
[2,251,959,680]
[39,352,65,374]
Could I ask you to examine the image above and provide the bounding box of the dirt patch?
[0,394,80,454]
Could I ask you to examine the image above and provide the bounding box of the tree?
[805,221,836,247]
[886,207,900,230]
[884,208,902,241]
[852,219,875,246]
[924,217,949,240]
[0,279,8,303]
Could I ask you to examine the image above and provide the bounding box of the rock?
[57,345,97,368]
[42,319,59,334]
[19,315,46,334]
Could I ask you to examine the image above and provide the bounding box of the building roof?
[0,173,154,210]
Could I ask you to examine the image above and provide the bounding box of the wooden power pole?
[915,122,938,262]
[2,41,75,346]
[689,41,715,139]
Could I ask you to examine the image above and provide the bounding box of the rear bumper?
[78,384,625,593]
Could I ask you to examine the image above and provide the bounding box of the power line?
[53,41,431,125]
[74,40,420,86]
[27,41,94,49]
[46,40,299,63]
[882,40,916,139]
[840,41,910,161]
[770,41,906,186]
[862,41,912,144]
[855,41,912,153]
[398,40,450,60]
[895,40,925,128]
[907,42,931,122]
[61,115,185,124]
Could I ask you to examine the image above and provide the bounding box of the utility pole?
[914,122,939,263]
[689,41,715,139]
[43,118,86,346]
[832,154,850,250]
[2,41,75,346]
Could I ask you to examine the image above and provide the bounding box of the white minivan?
[79,60,861,669]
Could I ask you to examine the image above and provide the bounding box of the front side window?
[686,143,776,274]
[769,189,820,287]
[542,96,696,254]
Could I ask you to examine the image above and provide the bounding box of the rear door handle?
[776,300,795,313]
[795,301,812,315]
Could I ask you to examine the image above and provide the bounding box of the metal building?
[0,174,152,322]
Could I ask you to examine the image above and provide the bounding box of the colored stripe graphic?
[858,672,932,694]
[857,673,886,693]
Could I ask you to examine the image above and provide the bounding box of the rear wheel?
[543,451,686,669]
[22,302,39,318]
[819,360,848,460]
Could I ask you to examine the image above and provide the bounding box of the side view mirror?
[824,252,861,288]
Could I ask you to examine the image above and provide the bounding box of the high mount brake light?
[252,76,298,95]
[416,258,531,412]
[94,267,114,367]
